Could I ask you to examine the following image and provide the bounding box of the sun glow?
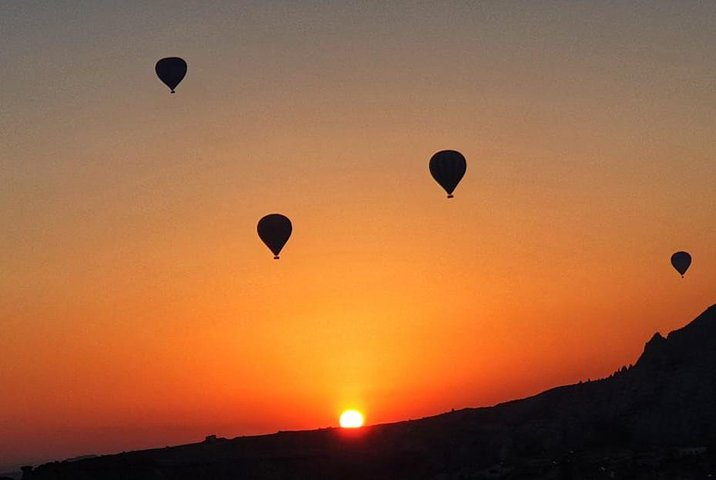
[339,409,364,428]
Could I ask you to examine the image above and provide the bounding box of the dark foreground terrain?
[22,305,716,479]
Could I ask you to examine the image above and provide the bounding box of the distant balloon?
[257,214,292,260]
[429,150,467,198]
[155,57,187,93]
[671,251,692,278]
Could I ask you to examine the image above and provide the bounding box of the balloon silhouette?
[155,57,187,94]
[429,150,467,198]
[671,251,692,278]
[257,214,292,259]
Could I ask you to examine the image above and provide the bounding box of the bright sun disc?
[339,409,364,428]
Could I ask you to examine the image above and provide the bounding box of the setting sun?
[339,410,364,428]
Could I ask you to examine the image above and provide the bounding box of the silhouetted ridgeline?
[25,305,716,479]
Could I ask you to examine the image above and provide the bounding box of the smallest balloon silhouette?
[155,57,187,94]
[429,150,467,198]
[670,251,692,278]
[257,214,292,259]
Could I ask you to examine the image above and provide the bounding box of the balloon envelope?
[670,251,692,277]
[257,214,292,259]
[155,57,187,93]
[429,150,467,198]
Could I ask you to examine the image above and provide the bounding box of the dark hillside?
[27,305,716,479]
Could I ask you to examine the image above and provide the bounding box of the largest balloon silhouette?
[429,150,467,198]
[155,57,187,94]
[257,214,292,259]
[671,251,692,278]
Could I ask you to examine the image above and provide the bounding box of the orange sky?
[1,1,715,469]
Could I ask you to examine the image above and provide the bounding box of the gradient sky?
[1,0,715,469]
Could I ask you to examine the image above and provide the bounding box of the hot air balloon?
[257,214,292,259]
[429,150,467,198]
[155,57,187,93]
[671,251,692,278]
